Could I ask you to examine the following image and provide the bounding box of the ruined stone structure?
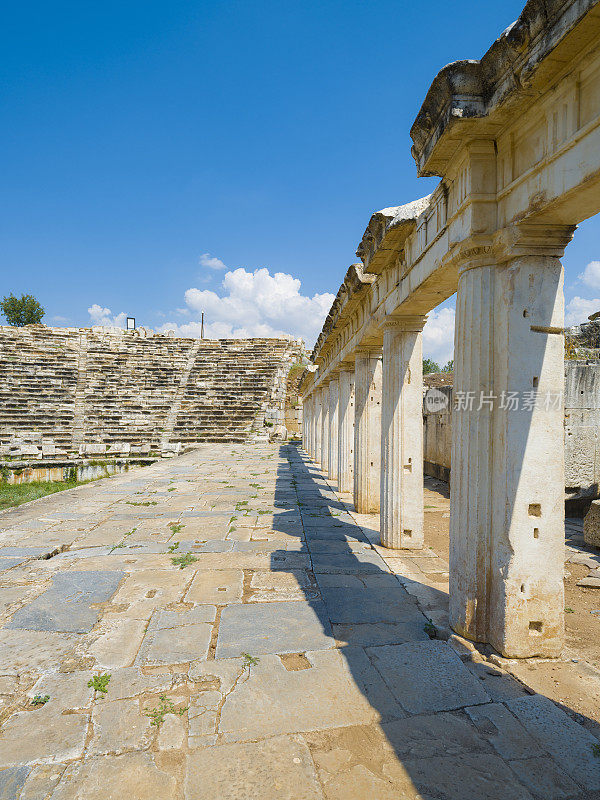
[0,325,302,461]
[423,362,600,508]
[301,0,600,658]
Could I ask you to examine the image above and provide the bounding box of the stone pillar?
[380,316,426,550]
[314,388,323,466]
[337,367,355,493]
[328,377,340,484]
[320,381,330,474]
[353,346,383,513]
[450,226,573,658]
[303,395,312,457]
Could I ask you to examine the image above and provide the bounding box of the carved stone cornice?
[356,196,432,274]
[310,263,375,363]
[410,0,599,176]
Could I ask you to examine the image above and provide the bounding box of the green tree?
[442,358,454,372]
[0,294,45,326]
[423,358,441,374]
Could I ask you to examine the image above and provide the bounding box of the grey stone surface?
[506,695,600,790]
[185,735,323,799]
[398,753,533,800]
[7,571,123,633]
[367,641,490,713]
[138,623,213,665]
[0,766,29,799]
[508,756,581,799]
[219,650,384,741]
[320,586,426,625]
[216,600,335,658]
[466,703,546,760]
[311,551,388,573]
[333,621,430,646]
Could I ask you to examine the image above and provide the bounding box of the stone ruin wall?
[0,325,304,464]
[423,362,600,507]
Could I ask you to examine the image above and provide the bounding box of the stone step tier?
[0,325,303,459]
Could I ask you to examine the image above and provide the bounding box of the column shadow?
[267,441,600,800]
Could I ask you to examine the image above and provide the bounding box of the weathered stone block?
[584,500,600,547]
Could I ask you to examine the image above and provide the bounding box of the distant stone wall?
[423,363,600,502]
[0,325,303,460]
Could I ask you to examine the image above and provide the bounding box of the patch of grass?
[145,694,188,727]
[167,487,176,492]
[126,500,158,506]
[31,694,50,706]
[88,673,111,694]
[593,743,600,758]
[0,479,94,511]
[565,607,575,614]
[168,522,185,534]
[171,553,199,569]
[167,542,180,553]
[423,619,437,639]
[241,652,260,669]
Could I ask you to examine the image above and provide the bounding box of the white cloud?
[88,304,127,328]
[158,267,335,346]
[423,306,455,367]
[565,296,600,326]
[200,253,227,270]
[51,315,69,323]
[578,260,600,290]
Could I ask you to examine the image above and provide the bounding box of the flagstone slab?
[185,569,243,604]
[219,649,397,741]
[0,765,29,799]
[320,587,427,625]
[50,752,177,800]
[367,641,490,713]
[185,735,322,800]
[0,707,88,767]
[7,570,124,634]
[216,600,335,658]
[506,695,600,790]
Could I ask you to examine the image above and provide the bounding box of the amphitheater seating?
[0,326,301,459]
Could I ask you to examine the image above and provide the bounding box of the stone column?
[337,367,355,493]
[328,377,340,484]
[303,395,312,457]
[314,388,323,466]
[353,346,383,513]
[320,381,330,474]
[380,316,426,550]
[450,226,573,658]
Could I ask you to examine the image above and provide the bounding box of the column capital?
[354,344,383,357]
[493,222,577,263]
[382,314,428,332]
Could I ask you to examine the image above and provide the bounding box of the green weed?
[168,522,185,534]
[31,694,50,706]
[171,553,199,569]
[145,694,188,728]
[88,673,111,694]
[241,652,260,669]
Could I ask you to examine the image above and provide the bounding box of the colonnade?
[301,232,570,659]
[298,0,600,658]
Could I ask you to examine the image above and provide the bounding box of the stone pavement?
[0,443,599,799]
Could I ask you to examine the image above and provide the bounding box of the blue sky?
[2,0,599,361]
